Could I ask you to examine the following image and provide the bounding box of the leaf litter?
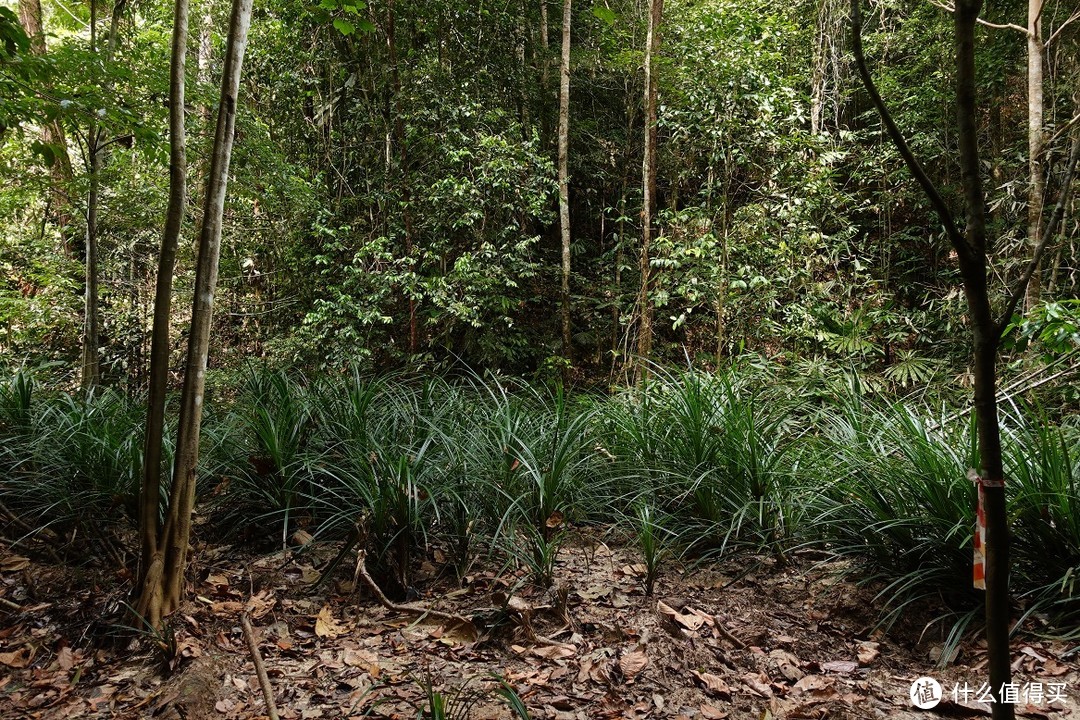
[1,537,1079,719]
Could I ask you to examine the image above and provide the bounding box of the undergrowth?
[2,365,1079,652]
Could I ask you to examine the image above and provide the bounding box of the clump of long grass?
[1003,406,1080,630]
[596,367,802,558]
[0,382,147,561]
[807,397,979,628]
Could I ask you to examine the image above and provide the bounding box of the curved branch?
[927,0,1028,34]
[851,0,968,259]
[1046,8,1079,47]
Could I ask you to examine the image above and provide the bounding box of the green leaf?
[333,18,355,36]
[592,3,616,25]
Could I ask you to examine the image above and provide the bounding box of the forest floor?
[1,532,1078,720]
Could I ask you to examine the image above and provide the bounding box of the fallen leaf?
[700,703,728,719]
[314,606,346,638]
[1042,658,1069,676]
[533,644,576,661]
[57,647,75,671]
[741,672,773,697]
[0,555,30,572]
[619,649,648,682]
[0,645,34,668]
[820,660,857,674]
[1019,646,1047,663]
[691,670,731,697]
[791,675,832,694]
[857,641,879,666]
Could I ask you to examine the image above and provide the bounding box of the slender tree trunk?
[851,1,1013,716]
[557,0,572,364]
[387,0,417,353]
[138,0,189,590]
[539,0,549,89]
[1025,0,1045,310]
[135,0,254,629]
[17,0,74,252]
[635,0,662,382]
[82,0,101,389]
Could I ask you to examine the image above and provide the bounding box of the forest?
[1,0,1080,717]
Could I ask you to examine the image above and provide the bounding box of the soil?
[1,533,1078,720]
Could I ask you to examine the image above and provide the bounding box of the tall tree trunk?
[558,0,572,365]
[851,1,1014,715]
[138,0,189,590]
[1024,0,1045,310]
[82,0,101,389]
[135,0,253,629]
[387,0,417,353]
[635,0,662,383]
[539,0,549,89]
[17,0,73,253]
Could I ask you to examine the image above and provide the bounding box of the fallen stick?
[0,597,21,612]
[353,550,473,628]
[240,613,281,720]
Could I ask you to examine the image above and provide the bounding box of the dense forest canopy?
[1,0,1076,392]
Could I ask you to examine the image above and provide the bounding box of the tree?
[138,0,190,597]
[558,0,572,363]
[17,0,73,251]
[136,0,255,630]
[852,1,1079,717]
[635,0,662,381]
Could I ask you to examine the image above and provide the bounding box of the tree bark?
[851,1,1013,716]
[136,0,254,628]
[387,0,417,354]
[1024,0,1045,310]
[82,0,101,389]
[17,0,73,252]
[635,0,663,383]
[557,0,572,365]
[138,0,189,590]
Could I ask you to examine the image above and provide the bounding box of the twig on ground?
[353,549,474,628]
[241,612,281,720]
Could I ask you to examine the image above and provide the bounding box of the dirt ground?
[1,533,1078,720]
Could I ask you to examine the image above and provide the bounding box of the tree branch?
[1046,8,1080,47]
[927,0,1028,34]
[852,0,968,260]
[997,131,1080,336]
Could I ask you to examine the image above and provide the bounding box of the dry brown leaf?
[691,670,731,697]
[1019,646,1047,663]
[0,555,30,572]
[619,649,648,682]
[545,511,565,529]
[0,645,34,668]
[56,646,75,672]
[314,606,346,638]
[674,611,708,632]
[820,660,856,674]
[700,703,728,719]
[1043,658,1069,676]
[741,672,773,698]
[343,648,381,676]
[791,675,832,694]
[856,641,879,666]
[532,644,576,661]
